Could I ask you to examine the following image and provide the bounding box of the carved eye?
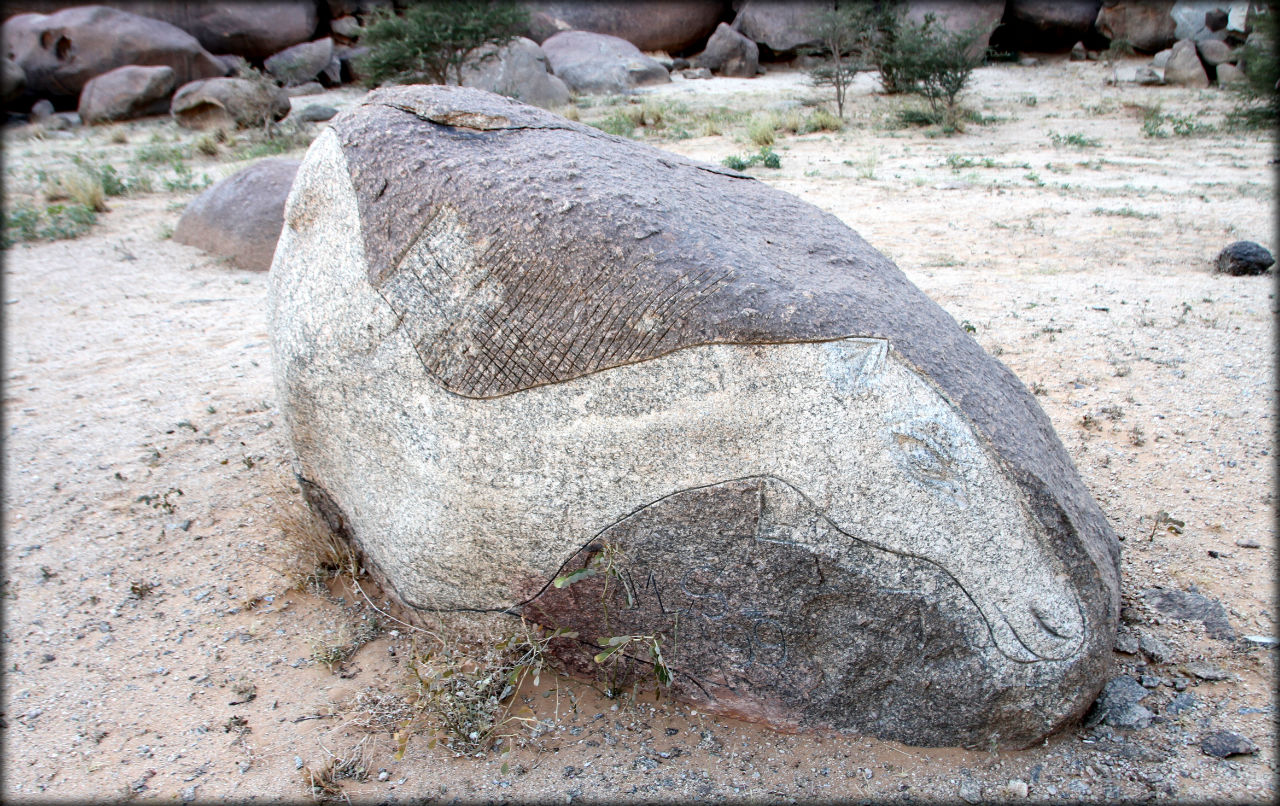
[888,420,968,507]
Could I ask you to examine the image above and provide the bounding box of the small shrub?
[38,203,97,240]
[161,162,212,193]
[877,12,993,131]
[1,204,40,247]
[721,146,781,170]
[47,170,107,212]
[134,142,189,165]
[1049,131,1102,148]
[801,107,844,133]
[746,116,777,146]
[806,4,889,117]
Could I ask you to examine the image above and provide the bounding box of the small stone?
[181,786,197,803]
[1139,634,1173,663]
[959,779,983,803]
[1114,632,1140,654]
[1070,41,1087,60]
[1165,692,1197,715]
[1019,57,1038,67]
[680,67,712,80]
[1200,730,1257,758]
[294,756,304,769]
[30,98,54,120]
[297,104,338,122]
[1235,538,1260,548]
[1215,241,1274,276]
[1135,66,1164,85]
[1139,675,1163,688]
[1184,661,1229,681]
[378,769,390,782]
[1173,677,1189,691]
[1242,635,1278,647]
[284,82,325,97]
[1007,779,1029,797]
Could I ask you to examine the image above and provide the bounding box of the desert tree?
[357,1,529,88]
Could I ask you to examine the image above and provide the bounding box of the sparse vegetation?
[876,12,993,131]
[1049,131,1102,148]
[806,4,890,118]
[1226,8,1278,129]
[356,1,529,87]
[721,146,781,171]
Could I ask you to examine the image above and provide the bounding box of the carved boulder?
[269,85,1121,749]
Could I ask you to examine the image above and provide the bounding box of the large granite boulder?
[1000,0,1103,50]
[77,64,174,123]
[175,158,300,271]
[1095,0,1178,52]
[0,2,318,62]
[461,36,570,110]
[731,0,832,55]
[696,21,759,77]
[170,76,291,129]
[525,1,728,55]
[541,30,669,94]
[269,86,1121,749]
[904,1,1008,58]
[1,5,225,100]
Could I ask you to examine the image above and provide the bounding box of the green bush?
[806,4,892,118]
[356,1,528,87]
[721,146,781,171]
[1227,8,1279,130]
[877,12,993,131]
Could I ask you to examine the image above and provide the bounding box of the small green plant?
[877,12,994,131]
[38,203,97,240]
[801,107,844,133]
[134,142,188,165]
[2,204,40,247]
[721,146,781,171]
[805,3,891,118]
[746,115,777,146]
[1226,8,1279,129]
[1093,205,1157,219]
[161,162,212,193]
[357,1,529,87]
[1049,131,1101,148]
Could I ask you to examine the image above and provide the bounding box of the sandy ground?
[2,59,1276,803]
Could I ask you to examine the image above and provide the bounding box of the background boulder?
[170,76,290,129]
[525,0,728,55]
[263,37,336,86]
[77,63,174,123]
[731,0,832,55]
[1163,37,1209,85]
[541,30,669,94]
[696,21,759,77]
[0,2,318,62]
[904,0,1008,57]
[175,158,300,271]
[461,36,569,109]
[995,0,1104,51]
[1095,0,1178,52]
[2,5,225,100]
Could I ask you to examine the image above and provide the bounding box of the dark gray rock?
[270,85,1122,749]
[696,22,759,78]
[170,77,291,130]
[904,1,1007,58]
[174,158,299,271]
[1205,8,1229,31]
[1214,241,1274,275]
[1071,40,1089,59]
[1164,691,1197,714]
[1096,0,1178,53]
[1183,660,1229,681]
[1,6,225,100]
[1114,631,1140,654]
[732,0,831,54]
[1139,632,1174,663]
[461,37,570,110]
[542,30,670,94]
[296,104,338,122]
[1003,1,1103,51]
[1143,588,1235,640]
[681,66,713,79]
[1086,675,1153,729]
[29,98,54,121]
[525,1,727,55]
[265,38,334,87]
[78,65,175,124]
[1200,730,1257,757]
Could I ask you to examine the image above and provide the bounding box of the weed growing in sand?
[1140,106,1215,138]
[2,202,98,246]
[1049,131,1101,148]
[722,145,781,171]
[1093,205,1157,219]
[397,618,577,758]
[161,162,212,193]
